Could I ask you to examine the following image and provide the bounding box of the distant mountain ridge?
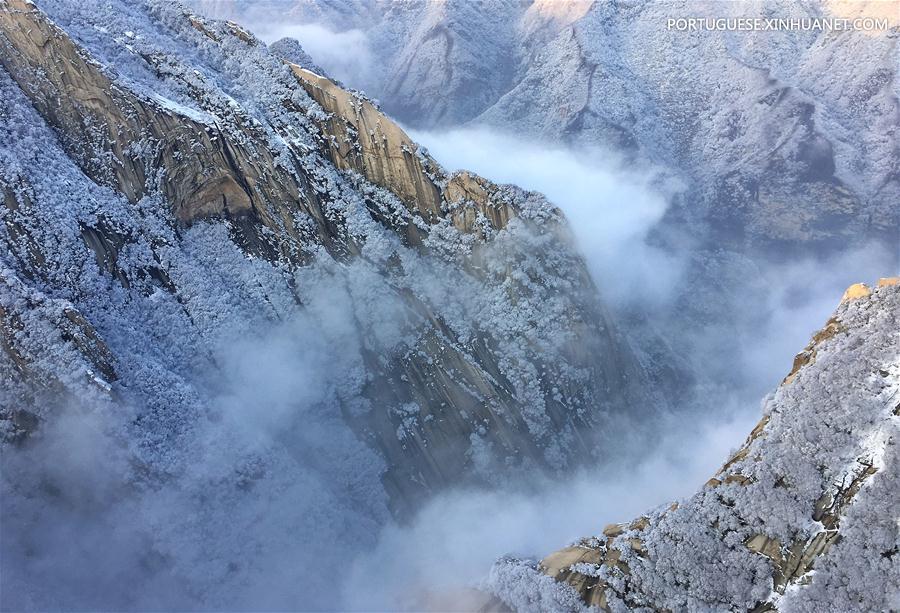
[210,0,898,252]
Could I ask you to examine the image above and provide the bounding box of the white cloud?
[186,1,375,89]
[251,21,374,89]
[409,126,687,308]
[340,410,760,611]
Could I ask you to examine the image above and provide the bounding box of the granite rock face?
[0,0,650,516]
[252,0,898,253]
[288,65,524,239]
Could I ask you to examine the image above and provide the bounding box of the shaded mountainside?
[488,279,900,612]
[0,0,653,520]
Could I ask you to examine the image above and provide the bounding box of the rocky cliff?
[488,279,900,612]
[0,0,650,524]
[246,0,898,254]
[193,0,900,456]
[288,64,518,236]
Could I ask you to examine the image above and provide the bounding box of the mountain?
[476,0,898,254]
[192,0,899,427]
[2,1,896,611]
[488,279,900,612]
[258,0,898,253]
[0,0,657,608]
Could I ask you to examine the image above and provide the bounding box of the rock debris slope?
[488,279,900,612]
[0,0,649,521]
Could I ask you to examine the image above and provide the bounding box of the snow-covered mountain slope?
[191,0,590,130]
[240,0,898,252]
[0,0,651,544]
[197,0,898,421]
[488,279,900,612]
[480,0,898,253]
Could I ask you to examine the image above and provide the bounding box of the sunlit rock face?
[269,0,898,254]
[286,67,525,238]
[190,0,899,438]
[488,281,900,612]
[288,65,442,228]
[0,0,654,530]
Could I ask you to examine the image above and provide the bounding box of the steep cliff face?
[190,0,899,445]
[2,3,311,238]
[0,0,650,522]
[488,280,900,612]
[261,0,898,253]
[288,64,518,236]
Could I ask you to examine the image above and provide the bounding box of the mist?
[409,126,897,399]
[1,338,761,612]
[1,261,395,611]
[0,220,765,613]
[410,127,685,310]
[340,411,760,610]
[5,127,893,613]
[184,1,376,90]
[253,23,373,89]
[3,9,897,611]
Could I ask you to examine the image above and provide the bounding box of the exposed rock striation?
[290,65,445,222]
[288,64,523,239]
[0,0,650,517]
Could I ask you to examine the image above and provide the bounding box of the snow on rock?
[0,0,653,563]
[490,280,899,612]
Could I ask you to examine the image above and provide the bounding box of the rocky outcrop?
[0,0,650,518]
[290,65,444,221]
[489,280,900,611]
[288,65,522,238]
[0,0,342,264]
